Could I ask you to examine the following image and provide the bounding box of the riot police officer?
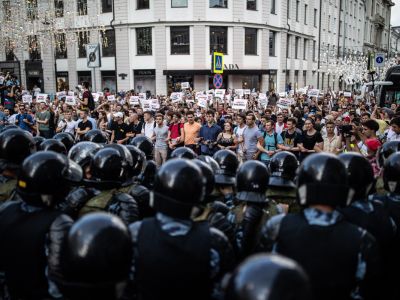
[39,138,67,154]
[223,254,311,300]
[230,161,281,259]
[128,159,235,300]
[0,152,82,299]
[130,136,154,160]
[213,150,239,208]
[84,129,108,144]
[257,153,382,300]
[266,151,299,213]
[78,146,139,225]
[170,147,198,159]
[0,128,36,202]
[53,132,75,152]
[375,141,400,195]
[48,213,132,300]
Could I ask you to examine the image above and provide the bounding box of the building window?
[286,35,290,58]
[303,39,307,60]
[55,33,67,59]
[102,0,112,13]
[296,0,299,21]
[247,0,256,10]
[5,39,14,61]
[171,26,190,55]
[28,35,40,60]
[3,1,11,21]
[54,0,64,17]
[210,0,227,8]
[271,0,276,14]
[295,37,299,58]
[137,0,149,9]
[314,9,317,27]
[304,4,307,24]
[77,0,87,15]
[26,0,38,20]
[287,0,290,19]
[77,31,90,58]
[102,30,116,57]
[172,0,188,7]
[313,40,316,61]
[210,26,227,54]
[136,27,152,55]
[245,28,257,55]
[269,31,276,56]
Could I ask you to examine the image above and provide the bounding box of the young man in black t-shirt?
[76,110,93,141]
[279,118,302,158]
[110,112,130,144]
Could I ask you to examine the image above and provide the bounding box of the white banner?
[107,95,116,102]
[344,92,352,98]
[181,82,190,89]
[92,93,100,102]
[65,96,76,106]
[171,92,183,103]
[235,89,244,97]
[142,99,152,111]
[243,89,251,95]
[277,98,292,109]
[36,94,48,103]
[232,98,248,110]
[197,95,208,108]
[195,92,204,100]
[68,91,75,96]
[150,99,160,110]
[259,93,268,107]
[56,91,66,98]
[138,93,147,101]
[130,96,140,106]
[214,89,225,99]
[307,89,320,97]
[22,95,32,103]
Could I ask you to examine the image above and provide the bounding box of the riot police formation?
[1,127,400,300]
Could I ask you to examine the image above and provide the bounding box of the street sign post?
[213,74,223,89]
[375,53,385,68]
[212,52,224,74]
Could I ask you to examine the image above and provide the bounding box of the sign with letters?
[232,98,248,110]
[36,94,48,103]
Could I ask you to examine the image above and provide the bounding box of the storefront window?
[101,71,116,93]
[167,75,193,94]
[77,71,91,87]
[56,72,69,91]
[242,75,260,91]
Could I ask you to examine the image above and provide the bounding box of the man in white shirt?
[141,111,155,139]
[387,117,400,142]
[56,111,76,135]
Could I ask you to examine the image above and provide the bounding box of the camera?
[340,125,353,137]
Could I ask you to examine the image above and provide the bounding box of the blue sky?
[392,0,400,26]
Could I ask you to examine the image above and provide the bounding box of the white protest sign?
[36,94,48,103]
[307,89,319,97]
[150,99,160,110]
[181,82,190,89]
[142,99,152,111]
[243,89,251,95]
[138,93,147,101]
[197,95,208,108]
[130,96,140,106]
[65,96,76,106]
[277,98,292,109]
[97,92,104,97]
[258,93,268,107]
[171,92,183,103]
[344,92,352,98]
[235,89,244,97]
[56,91,66,98]
[232,98,248,110]
[68,91,74,96]
[214,89,225,99]
[107,95,116,102]
[92,93,100,102]
[278,92,287,98]
[195,92,204,100]
[22,95,32,104]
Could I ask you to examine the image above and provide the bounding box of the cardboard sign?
[150,99,160,110]
[181,82,190,89]
[232,98,248,110]
[142,99,152,111]
[243,89,251,95]
[65,96,76,106]
[307,89,319,97]
[214,89,226,99]
[277,98,292,109]
[107,95,116,102]
[138,93,146,101]
[130,96,140,106]
[171,92,183,103]
[22,95,32,103]
[197,95,208,108]
[344,92,352,98]
[36,94,48,103]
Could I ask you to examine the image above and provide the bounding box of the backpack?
[87,92,95,111]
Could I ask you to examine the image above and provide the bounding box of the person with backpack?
[78,82,95,112]
[257,120,283,166]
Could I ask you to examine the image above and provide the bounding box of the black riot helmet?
[53,132,75,151]
[88,148,125,188]
[236,161,269,203]
[224,254,311,300]
[378,141,400,168]
[152,159,204,219]
[193,159,215,198]
[125,145,146,176]
[137,160,157,189]
[84,129,108,144]
[39,139,67,155]
[296,153,351,207]
[33,136,46,149]
[213,149,239,186]
[104,144,135,182]
[383,152,400,194]
[0,128,36,169]
[55,213,132,299]
[170,147,198,160]
[268,151,299,189]
[130,136,153,160]
[0,124,19,133]
[338,153,374,201]
[16,152,82,207]
[68,141,102,168]
[198,155,220,173]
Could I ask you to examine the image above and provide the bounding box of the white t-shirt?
[58,119,77,135]
[387,128,400,142]
[141,120,155,139]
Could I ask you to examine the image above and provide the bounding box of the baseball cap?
[365,138,381,152]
